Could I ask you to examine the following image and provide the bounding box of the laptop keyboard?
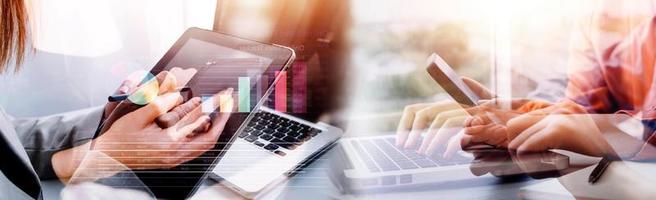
[237,110,322,156]
[351,137,473,172]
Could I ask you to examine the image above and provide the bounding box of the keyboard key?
[361,140,400,171]
[308,128,321,137]
[259,134,273,141]
[271,138,295,149]
[250,130,264,136]
[413,159,438,168]
[276,127,291,134]
[253,141,265,147]
[274,150,286,156]
[245,135,258,142]
[269,124,282,130]
[374,139,418,169]
[282,136,301,145]
[244,127,255,132]
[287,131,300,137]
[238,132,249,138]
[272,132,286,139]
[396,161,419,169]
[263,128,275,134]
[279,121,292,127]
[290,125,302,132]
[253,124,266,130]
[248,120,258,126]
[351,141,380,172]
[264,143,279,151]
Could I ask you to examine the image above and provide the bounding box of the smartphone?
[425,53,498,149]
[425,53,480,107]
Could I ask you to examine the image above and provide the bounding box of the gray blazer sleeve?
[10,107,104,179]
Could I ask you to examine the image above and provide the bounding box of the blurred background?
[0,0,594,136]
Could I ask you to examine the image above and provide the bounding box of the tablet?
[102,28,295,199]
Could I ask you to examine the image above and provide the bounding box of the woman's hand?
[460,100,525,148]
[93,70,232,169]
[465,101,613,157]
[52,71,232,182]
[93,88,232,169]
[395,77,494,156]
[505,113,612,156]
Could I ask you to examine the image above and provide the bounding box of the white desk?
[42,147,546,200]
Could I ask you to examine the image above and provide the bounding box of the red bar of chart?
[275,71,287,112]
[292,62,307,113]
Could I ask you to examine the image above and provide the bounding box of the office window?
[348,0,593,132]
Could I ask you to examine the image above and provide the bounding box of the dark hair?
[1,0,29,73]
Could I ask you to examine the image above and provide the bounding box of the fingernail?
[118,85,129,94]
[190,97,202,105]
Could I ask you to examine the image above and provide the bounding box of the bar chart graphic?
[275,71,287,112]
[292,62,307,113]
[238,77,251,112]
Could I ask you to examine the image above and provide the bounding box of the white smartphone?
[425,53,481,107]
[425,53,497,150]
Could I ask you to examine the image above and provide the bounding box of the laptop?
[338,134,570,191]
[210,106,343,198]
[338,135,474,190]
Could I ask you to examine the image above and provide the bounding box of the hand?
[464,100,611,156]
[395,77,493,156]
[461,99,529,148]
[93,73,233,169]
[103,67,197,120]
[504,113,612,157]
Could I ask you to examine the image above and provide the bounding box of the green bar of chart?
[238,77,251,112]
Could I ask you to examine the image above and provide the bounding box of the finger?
[464,115,486,127]
[396,103,431,147]
[192,119,212,134]
[124,92,183,128]
[116,80,135,95]
[467,124,508,146]
[419,115,465,154]
[422,118,465,155]
[170,88,233,130]
[175,115,211,140]
[508,120,546,150]
[405,103,466,148]
[405,109,434,149]
[198,91,234,138]
[156,97,202,128]
[506,113,546,141]
[155,71,178,94]
[443,130,465,158]
[462,77,493,99]
[169,67,198,88]
[105,80,138,116]
[189,104,233,146]
[516,129,553,153]
[463,106,492,120]
[199,88,235,113]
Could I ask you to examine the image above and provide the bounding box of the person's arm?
[564,13,617,114]
[10,107,104,180]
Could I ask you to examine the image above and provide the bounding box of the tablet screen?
[163,38,274,113]
[131,28,294,199]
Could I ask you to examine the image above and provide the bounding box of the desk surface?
[43,147,552,200]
